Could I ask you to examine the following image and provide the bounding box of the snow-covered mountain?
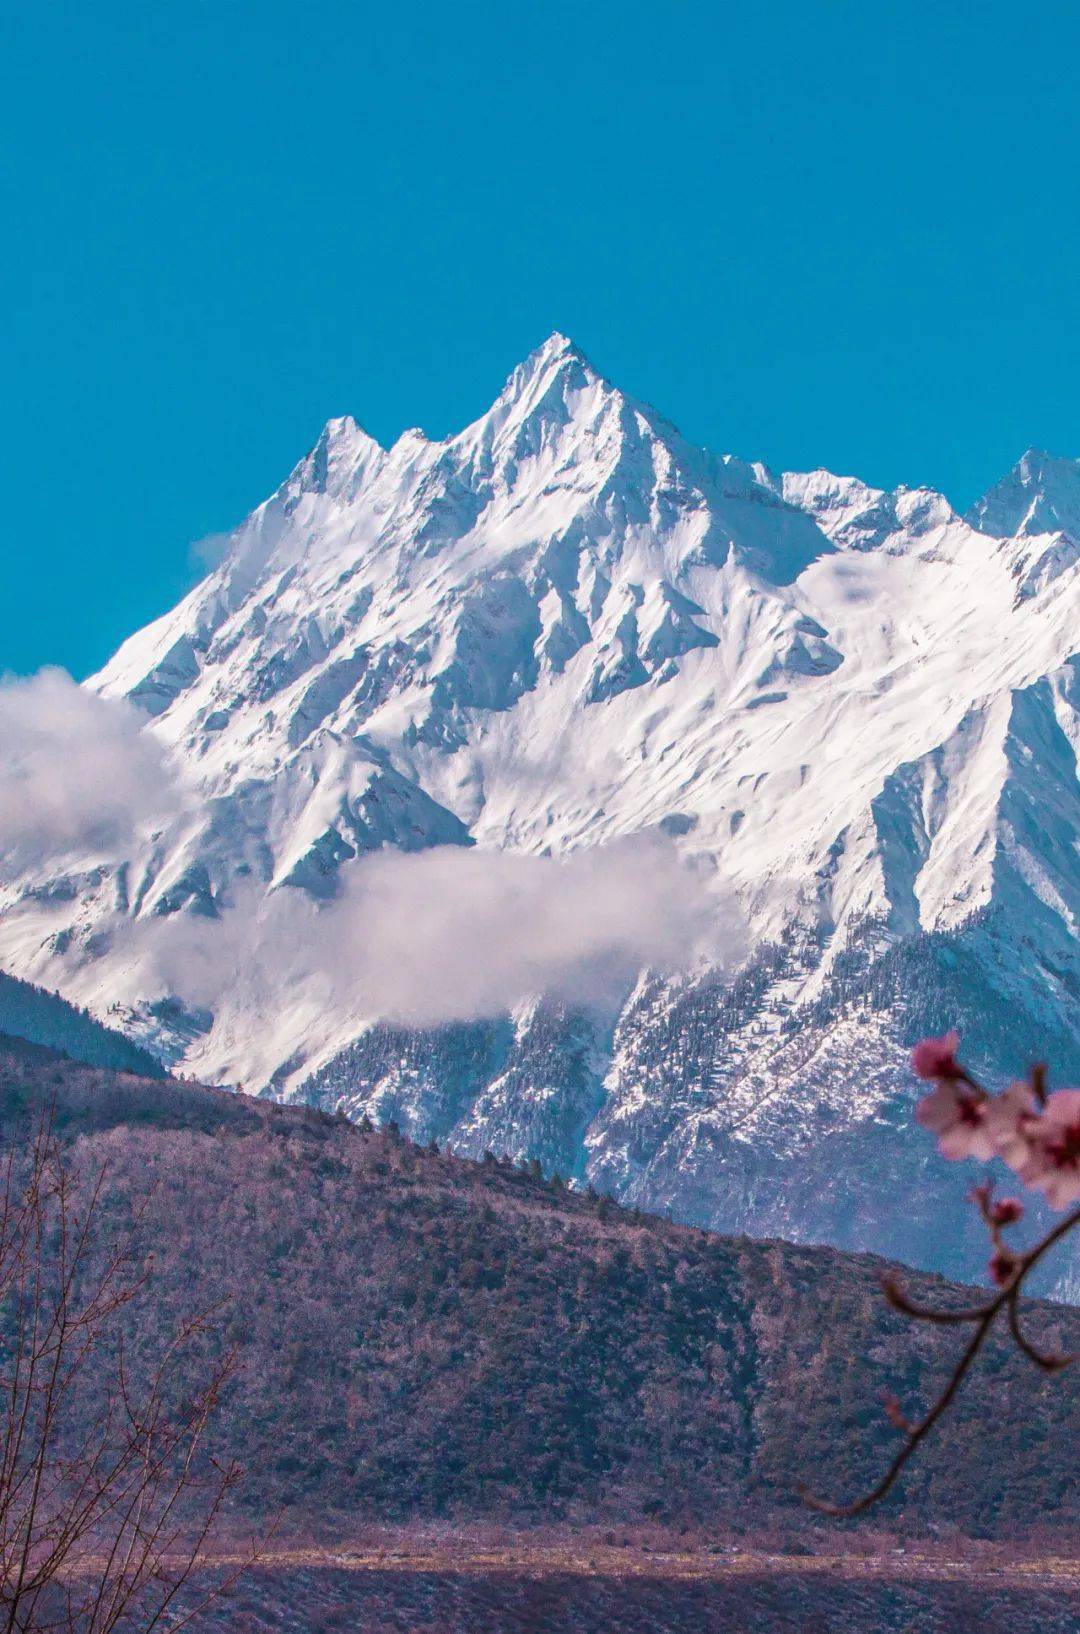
[3,334,1079,1293]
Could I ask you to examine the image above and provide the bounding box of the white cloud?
[0,669,182,869]
[188,529,234,574]
[138,834,743,1031]
[0,672,741,1052]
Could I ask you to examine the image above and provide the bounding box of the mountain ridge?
[1,333,1079,1292]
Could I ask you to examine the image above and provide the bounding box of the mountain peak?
[444,332,621,466]
[496,330,600,403]
[967,448,1080,542]
[527,329,586,367]
[290,413,384,499]
[25,343,1080,1303]
[315,413,381,453]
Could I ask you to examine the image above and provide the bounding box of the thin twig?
[801,1201,1079,1515]
[1006,1284,1073,1373]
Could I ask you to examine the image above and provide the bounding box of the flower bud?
[989,1250,1018,1287]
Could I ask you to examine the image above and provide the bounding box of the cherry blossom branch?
[801,1031,1079,1518]
[879,1277,993,1325]
[1006,1282,1072,1373]
[800,1200,1078,1516]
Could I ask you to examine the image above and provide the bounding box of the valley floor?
[186,1538,1080,1633]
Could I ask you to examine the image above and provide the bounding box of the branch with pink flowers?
[802,1032,1079,1517]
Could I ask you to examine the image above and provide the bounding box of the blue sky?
[5,1,1080,678]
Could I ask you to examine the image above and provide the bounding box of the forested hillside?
[0,1039,1074,1546]
[0,970,164,1075]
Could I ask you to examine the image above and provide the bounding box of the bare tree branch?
[0,1106,249,1632]
[802,1201,1079,1516]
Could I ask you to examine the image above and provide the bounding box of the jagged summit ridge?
[2,340,1079,1296]
[967,446,1080,545]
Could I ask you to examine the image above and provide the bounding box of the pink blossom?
[984,1079,1041,1171]
[911,1031,963,1082]
[1013,1089,1080,1210]
[916,1081,995,1161]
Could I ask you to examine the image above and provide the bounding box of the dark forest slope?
[0,969,164,1075]
[0,1040,1075,1543]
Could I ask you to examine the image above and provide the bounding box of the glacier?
[2,332,1079,1293]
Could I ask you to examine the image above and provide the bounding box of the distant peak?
[1003,446,1075,483]
[1011,447,1065,483]
[314,413,382,453]
[967,447,1080,541]
[294,413,384,497]
[507,330,597,392]
[1020,445,1053,464]
[323,413,360,438]
[464,333,613,446]
[530,330,583,363]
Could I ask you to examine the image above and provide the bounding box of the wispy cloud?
[138,835,742,1030]
[0,673,741,1043]
[0,669,182,869]
[188,529,234,574]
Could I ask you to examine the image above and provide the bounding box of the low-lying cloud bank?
[0,671,741,1051]
[0,669,181,868]
[140,836,743,1030]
